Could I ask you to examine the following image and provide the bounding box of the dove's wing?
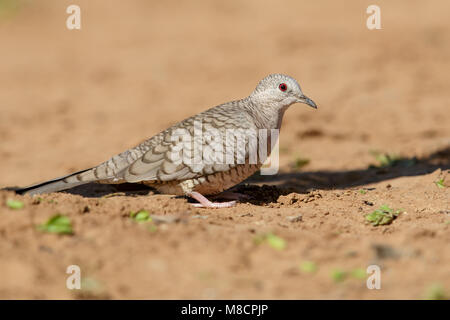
[112,102,258,183]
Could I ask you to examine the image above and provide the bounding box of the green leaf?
[266,233,286,250]
[435,179,445,189]
[370,151,398,167]
[369,151,416,169]
[365,205,401,226]
[38,214,73,235]
[350,268,366,279]
[6,199,24,210]
[254,233,286,250]
[293,157,310,170]
[130,210,152,222]
[424,284,447,300]
[0,0,21,20]
[300,261,317,273]
[379,204,393,213]
[331,269,347,282]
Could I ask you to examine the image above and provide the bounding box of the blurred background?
[0,0,448,299]
[1,0,448,185]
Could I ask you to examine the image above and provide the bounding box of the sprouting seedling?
[424,284,447,300]
[37,214,73,235]
[0,0,21,19]
[359,189,367,195]
[350,268,366,279]
[6,199,24,210]
[299,261,317,273]
[371,152,399,167]
[435,178,446,189]
[292,157,310,170]
[266,233,286,250]
[76,277,107,298]
[330,268,368,283]
[369,151,416,168]
[365,205,402,226]
[331,269,347,283]
[130,210,152,223]
[253,233,286,251]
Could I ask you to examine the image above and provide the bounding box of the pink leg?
[187,191,236,208]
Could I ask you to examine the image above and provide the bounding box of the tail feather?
[4,168,94,196]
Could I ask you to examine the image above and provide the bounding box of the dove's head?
[250,74,317,111]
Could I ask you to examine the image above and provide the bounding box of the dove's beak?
[297,94,317,109]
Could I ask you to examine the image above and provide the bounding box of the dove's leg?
[187,192,236,208]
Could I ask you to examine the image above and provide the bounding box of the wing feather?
[119,102,257,183]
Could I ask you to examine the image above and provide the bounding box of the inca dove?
[10,74,317,208]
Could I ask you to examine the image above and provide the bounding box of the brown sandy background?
[0,0,449,299]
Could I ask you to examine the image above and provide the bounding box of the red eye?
[279,83,287,91]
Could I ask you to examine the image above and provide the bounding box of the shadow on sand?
[64,146,449,204]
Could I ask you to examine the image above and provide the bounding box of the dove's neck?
[245,97,290,130]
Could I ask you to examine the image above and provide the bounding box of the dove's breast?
[143,163,261,196]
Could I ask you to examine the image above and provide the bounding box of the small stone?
[150,215,183,224]
[191,215,208,219]
[287,214,303,223]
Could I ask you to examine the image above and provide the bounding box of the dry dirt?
[0,0,449,299]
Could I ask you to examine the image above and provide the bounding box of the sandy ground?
[0,0,449,299]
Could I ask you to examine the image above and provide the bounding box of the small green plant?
[130,210,152,223]
[371,152,399,167]
[299,261,317,273]
[350,268,366,279]
[365,205,402,226]
[359,189,367,195]
[331,269,347,283]
[0,0,21,20]
[266,233,286,250]
[6,199,24,210]
[369,151,416,168]
[435,178,446,189]
[329,268,368,283]
[37,214,73,235]
[424,284,447,300]
[292,157,310,170]
[254,233,286,251]
[76,277,108,298]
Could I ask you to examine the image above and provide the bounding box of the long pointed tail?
[4,168,95,196]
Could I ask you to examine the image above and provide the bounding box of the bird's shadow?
[64,146,449,205]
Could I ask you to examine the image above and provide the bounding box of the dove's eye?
[278,83,287,92]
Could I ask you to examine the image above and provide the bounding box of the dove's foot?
[188,191,236,208]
